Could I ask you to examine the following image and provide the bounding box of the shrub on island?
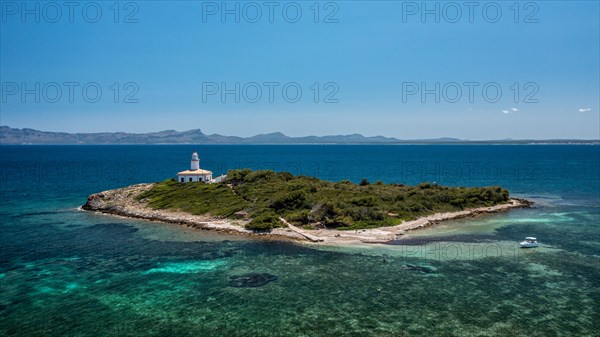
[244,212,284,231]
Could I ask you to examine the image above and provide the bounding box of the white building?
[176,151,213,183]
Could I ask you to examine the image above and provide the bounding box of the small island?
[83,164,532,244]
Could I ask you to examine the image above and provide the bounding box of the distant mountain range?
[1,126,598,145]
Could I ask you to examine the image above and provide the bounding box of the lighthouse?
[191,151,200,170]
[176,150,213,183]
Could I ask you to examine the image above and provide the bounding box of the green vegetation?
[137,169,510,231]
[135,179,247,217]
[245,212,285,231]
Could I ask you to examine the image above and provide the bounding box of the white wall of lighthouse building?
[178,175,211,183]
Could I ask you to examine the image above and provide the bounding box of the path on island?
[279,217,324,242]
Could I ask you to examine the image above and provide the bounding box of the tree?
[271,191,307,211]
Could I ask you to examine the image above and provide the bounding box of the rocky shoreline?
[82,183,533,245]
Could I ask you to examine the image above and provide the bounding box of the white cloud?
[502,110,510,114]
[578,107,591,112]
[511,108,518,112]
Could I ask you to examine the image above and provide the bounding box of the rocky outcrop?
[82,193,107,211]
[82,183,155,217]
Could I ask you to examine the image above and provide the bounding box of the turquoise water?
[1,145,599,336]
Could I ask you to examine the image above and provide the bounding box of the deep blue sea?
[1,145,599,336]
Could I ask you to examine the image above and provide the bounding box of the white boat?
[519,237,539,248]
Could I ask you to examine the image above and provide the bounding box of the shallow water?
[1,145,599,336]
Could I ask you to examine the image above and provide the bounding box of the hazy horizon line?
[2,125,599,142]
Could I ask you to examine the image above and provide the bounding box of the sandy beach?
[82,183,532,245]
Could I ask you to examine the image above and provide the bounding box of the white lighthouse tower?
[176,150,213,183]
[191,151,200,170]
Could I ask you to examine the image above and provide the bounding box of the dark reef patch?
[20,211,64,216]
[228,273,278,287]
[85,223,140,234]
[400,264,435,274]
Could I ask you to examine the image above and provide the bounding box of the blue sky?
[1,1,599,139]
